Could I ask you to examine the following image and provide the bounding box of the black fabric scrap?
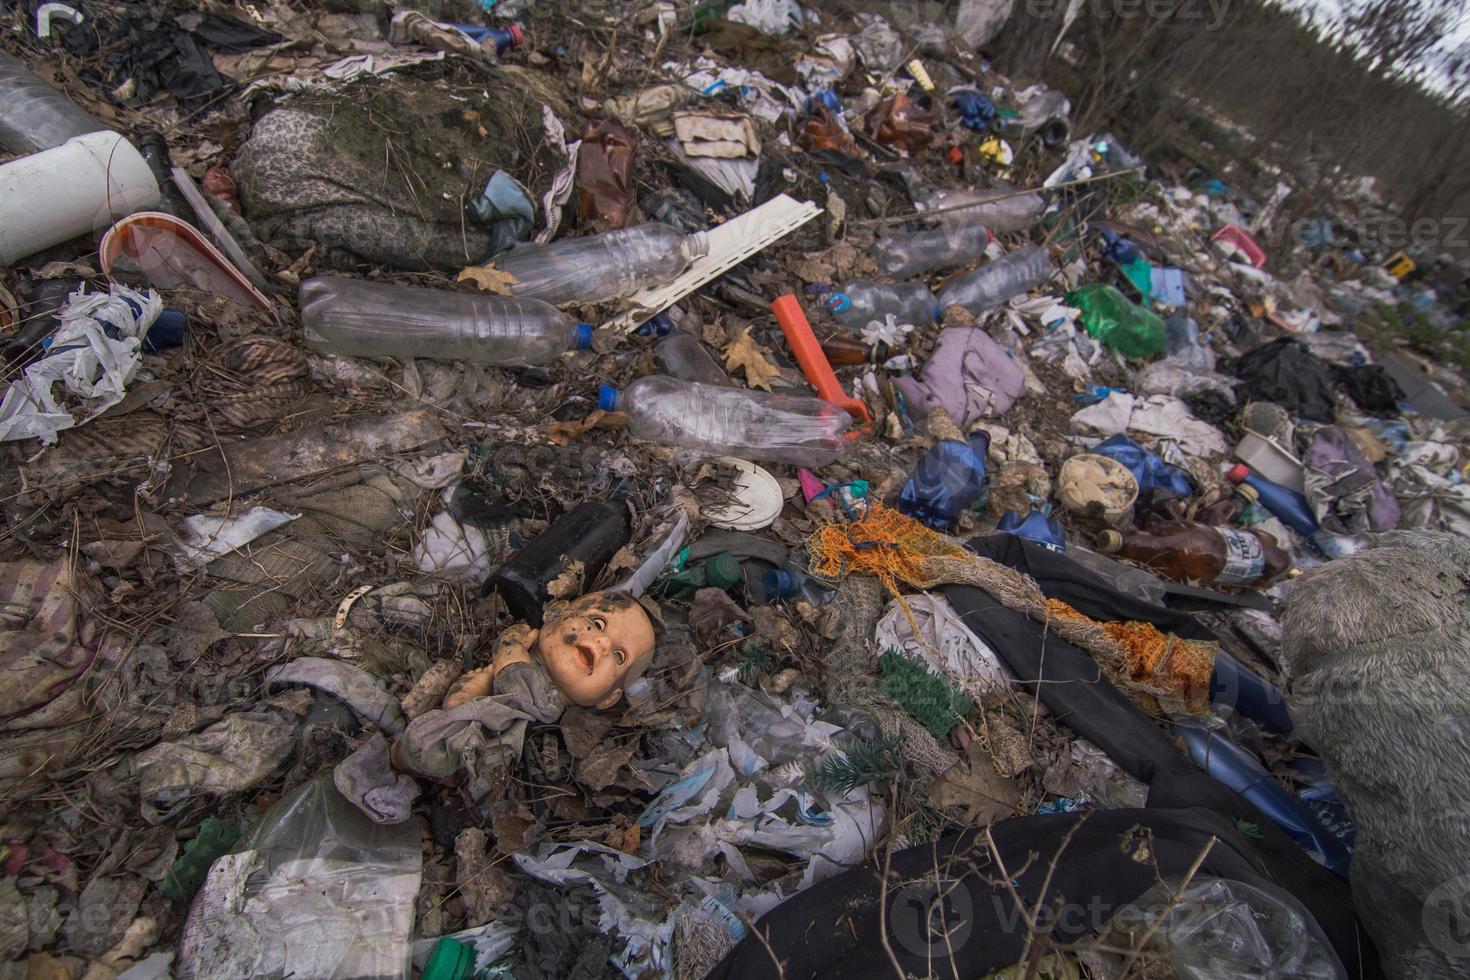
[1225,338,1338,423]
[61,8,279,110]
[1332,363,1405,417]
[710,806,1380,980]
[511,882,615,980]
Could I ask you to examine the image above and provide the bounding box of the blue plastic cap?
[763,569,798,599]
[575,323,593,349]
[598,385,619,412]
[824,292,852,313]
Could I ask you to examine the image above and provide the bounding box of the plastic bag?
[1093,433,1194,498]
[866,93,934,154]
[176,774,422,980]
[577,118,639,232]
[898,434,989,529]
[1109,876,1346,980]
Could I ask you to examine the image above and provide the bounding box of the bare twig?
[1117,835,1218,978]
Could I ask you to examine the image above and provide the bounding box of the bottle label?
[1215,528,1264,585]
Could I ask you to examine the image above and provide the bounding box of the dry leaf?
[606,546,639,573]
[457,265,519,295]
[723,327,781,391]
[614,819,641,854]
[928,742,1022,825]
[546,559,586,599]
[702,319,729,348]
[575,737,637,791]
[544,410,627,446]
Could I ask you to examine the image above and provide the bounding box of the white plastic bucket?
[0,131,160,266]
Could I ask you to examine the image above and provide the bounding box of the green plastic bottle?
[1067,283,1166,358]
[653,552,742,598]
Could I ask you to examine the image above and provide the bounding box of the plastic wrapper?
[1110,876,1346,980]
[801,107,860,156]
[866,93,934,154]
[176,774,422,980]
[577,118,640,232]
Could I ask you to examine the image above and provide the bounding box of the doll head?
[535,590,656,709]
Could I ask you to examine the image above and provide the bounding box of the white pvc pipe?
[0,131,160,267]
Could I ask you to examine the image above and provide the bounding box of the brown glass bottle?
[1095,519,1289,588]
[818,333,873,366]
[1196,483,1259,526]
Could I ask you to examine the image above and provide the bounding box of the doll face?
[536,591,655,709]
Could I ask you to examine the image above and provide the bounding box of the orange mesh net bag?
[808,504,1217,715]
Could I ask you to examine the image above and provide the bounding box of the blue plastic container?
[1176,725,1351,877]
[1228,464,1319,538]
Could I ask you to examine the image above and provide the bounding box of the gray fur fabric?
[1282,531,1470,979]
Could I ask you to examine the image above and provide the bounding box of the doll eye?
[592,616,607,630]
[614,649,626,666]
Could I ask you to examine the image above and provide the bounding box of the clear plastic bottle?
[875,222,991,279]
[490,223,710,305]
[299,276,591,365]
[917,187,1045,233]
[822,280,940,329]
[598,376,852,466]
[0,52,110,153]
[937,245,1055,313]
[655,331,729,385]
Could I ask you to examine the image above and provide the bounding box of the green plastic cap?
[704,552,742,591]
[423,937,476,980]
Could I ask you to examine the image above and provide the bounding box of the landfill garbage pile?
[1,1,1468,979]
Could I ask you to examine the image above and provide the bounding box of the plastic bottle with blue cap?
[820,279,940,330]
[299,276,592,365]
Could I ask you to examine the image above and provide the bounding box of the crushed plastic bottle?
[937,245,1055,313]
[1067,283,1167,358]
[875,222,991,279]
[917,187,1045,233]
[822,280,939,329]
[299,276,591,365]
[598,376,852,466]
[762,565,837,605]
[0,51,110,153]
[655,330,729,385]
[489,223,709,305]
[898,433,989,529]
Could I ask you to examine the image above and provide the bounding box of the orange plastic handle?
[771,293,872,425]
